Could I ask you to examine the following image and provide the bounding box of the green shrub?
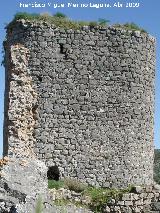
[84,185,134,212]
[14,12,39,20]
[85,187,120,211]
[48,179,64,189]
[53,12,67,18]
[85,187,109,211]
[98,18,110,26]
[64,178,87,193]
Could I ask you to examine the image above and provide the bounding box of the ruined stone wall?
[4,20,156,188]
[3,41,37,158]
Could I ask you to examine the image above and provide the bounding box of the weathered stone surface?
[48,185,160,213]
[1,19,157,212]
[0,157,93,212]
[3,20,155,188]
[0,157,52,213]
[3,44,37,159]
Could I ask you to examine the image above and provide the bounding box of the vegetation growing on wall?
[48,179,134,212]
[113,22,147,33]
[7,12,147,33]
[8,12,94,30]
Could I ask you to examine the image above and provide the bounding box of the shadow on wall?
[47,165,60,181]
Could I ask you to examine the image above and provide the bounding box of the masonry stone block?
[3,20,156,188]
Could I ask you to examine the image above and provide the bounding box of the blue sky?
[0,0,160,156]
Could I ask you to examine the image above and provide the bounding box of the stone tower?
[3,19,156,188]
